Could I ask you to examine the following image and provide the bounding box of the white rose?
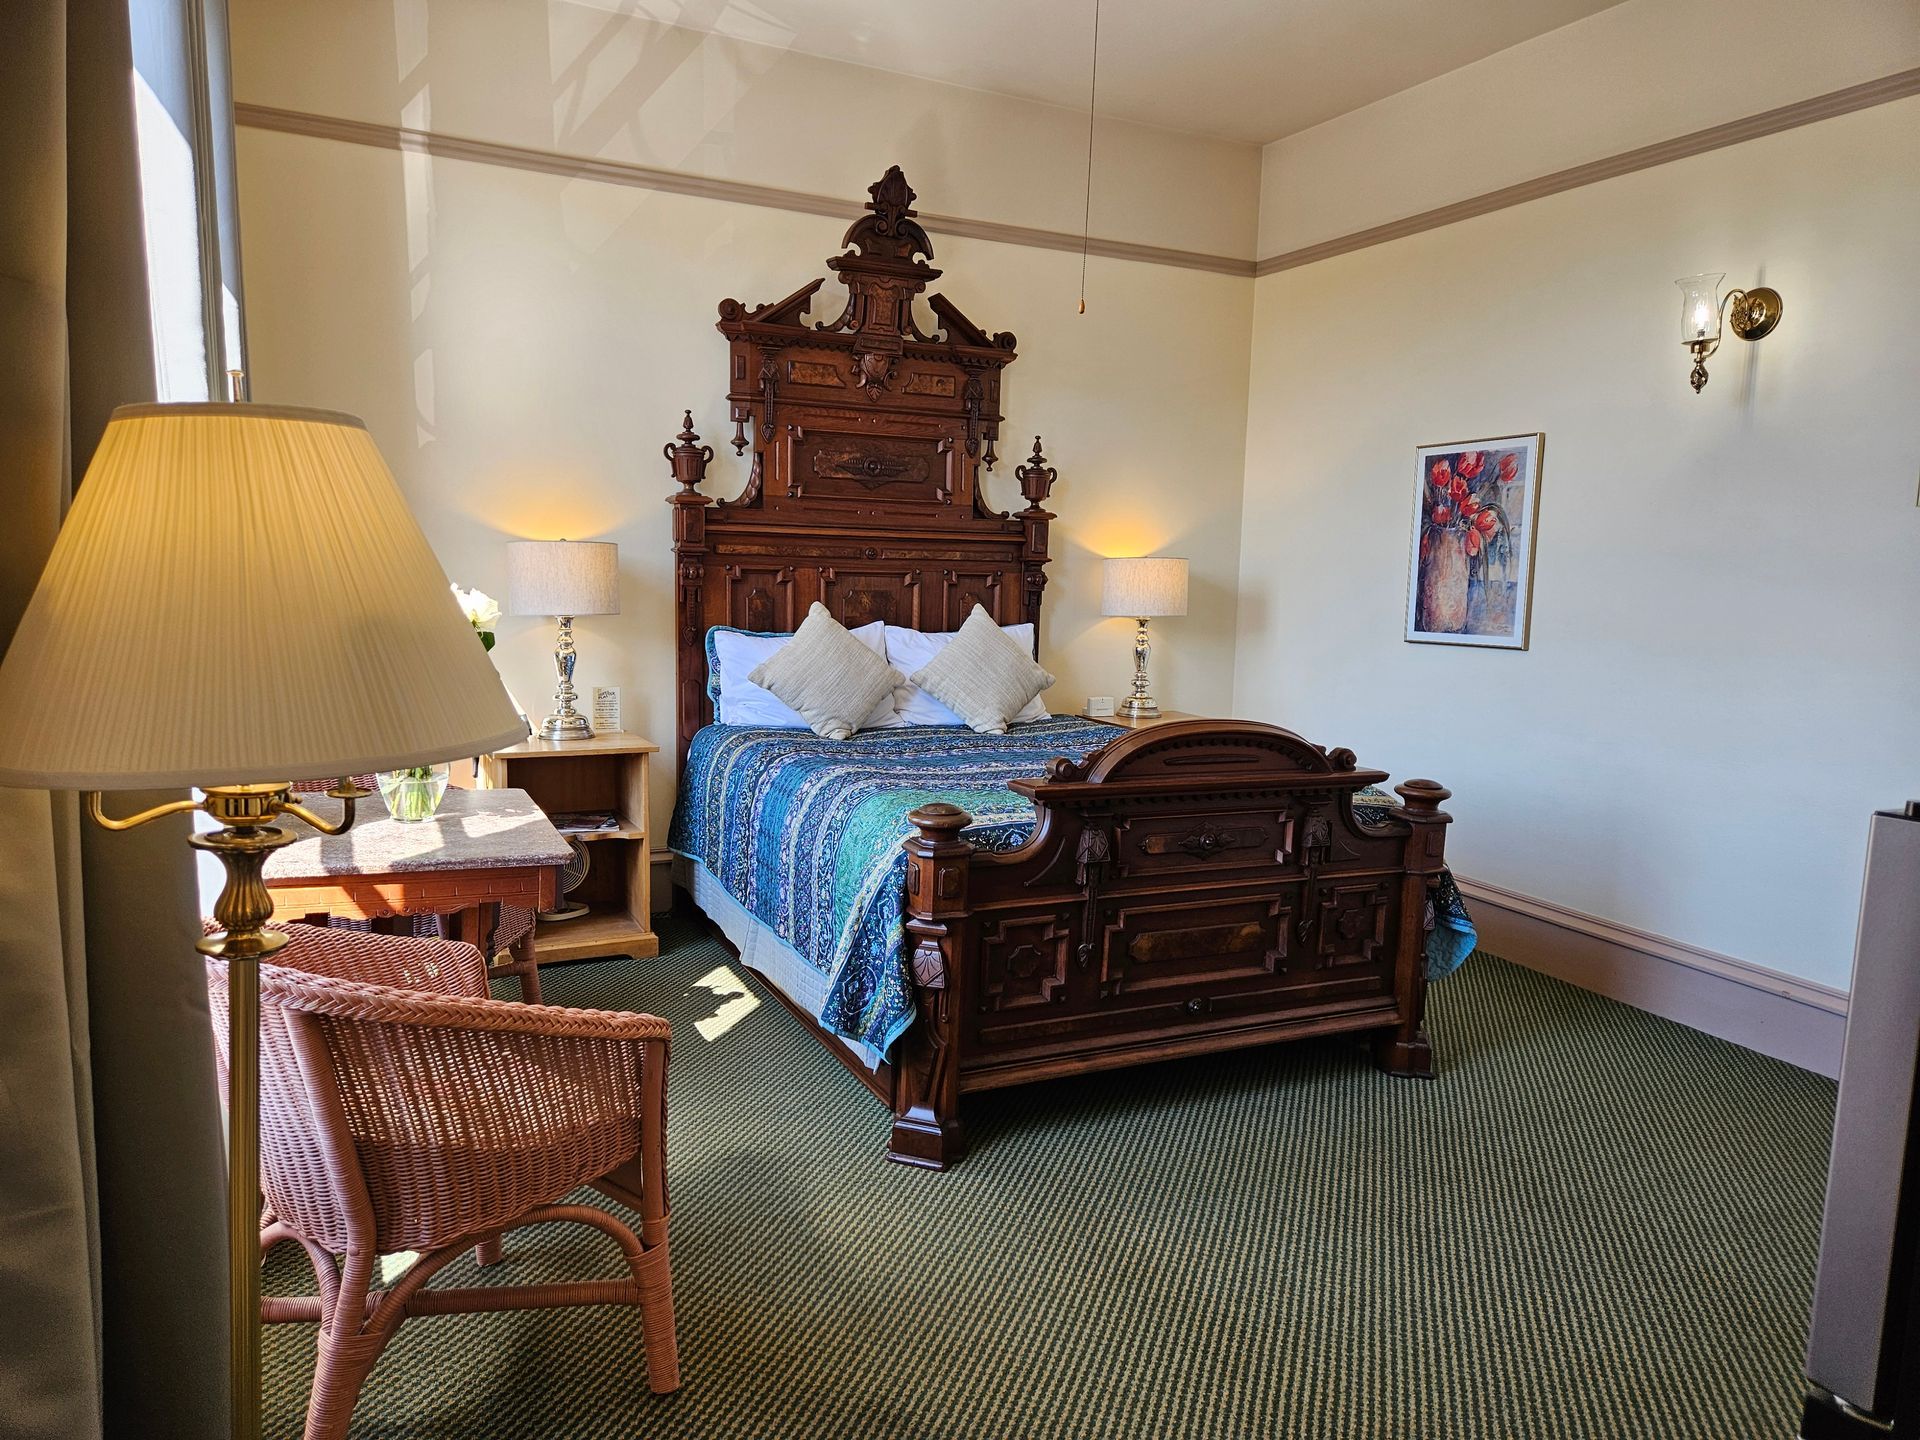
[450,584,501,629]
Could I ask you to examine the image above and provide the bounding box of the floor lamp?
[0,402,527,1439]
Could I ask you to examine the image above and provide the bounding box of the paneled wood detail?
[938,568,1010,628]
[721,564,797,634]
[816,567,923,630]
[1310,880,1394,968]
[980,913,1074,1011]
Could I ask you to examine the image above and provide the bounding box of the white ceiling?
[615,0,1630,145]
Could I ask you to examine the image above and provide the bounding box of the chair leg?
[304,1328,385,1440]
[303,1255,386,1440]
[635,1241,681,1394]
[473,1234,504,1268]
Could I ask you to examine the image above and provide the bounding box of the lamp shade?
[1676,272,1725,344]
[505,540,620,618]
[0,403,527,790]
[1101,557,1189,619]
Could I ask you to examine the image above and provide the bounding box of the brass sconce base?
[1727,286,1783,341]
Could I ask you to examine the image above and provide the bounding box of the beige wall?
[233,50,1255,835]
[1256,0,1920,259]
[1236,97,1920,990]
[235,0,1919,993]
[232,0,1261,260]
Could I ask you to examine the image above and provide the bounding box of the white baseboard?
[1455,876,1848,1079]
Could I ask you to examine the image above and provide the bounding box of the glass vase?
[377,763,451,823]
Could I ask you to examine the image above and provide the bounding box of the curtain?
[0,1,229,1436]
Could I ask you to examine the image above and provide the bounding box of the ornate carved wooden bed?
[665,167,1453,1169]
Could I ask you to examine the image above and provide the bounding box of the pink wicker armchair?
[205,923,678,1439]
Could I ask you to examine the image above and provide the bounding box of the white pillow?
[713,619,894,729]
[907,606,1056,735]
[748,604,907,740]
[884,622,1050,726]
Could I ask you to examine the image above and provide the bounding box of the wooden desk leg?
[510,924,542,1006]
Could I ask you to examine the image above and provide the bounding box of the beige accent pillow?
[909,604,1056,734]
[748,603,906,740]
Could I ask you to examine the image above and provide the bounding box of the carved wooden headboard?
[664,165,1060,764]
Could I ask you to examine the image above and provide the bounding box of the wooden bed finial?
[1016,436,1058,515]
[663,411,713,499]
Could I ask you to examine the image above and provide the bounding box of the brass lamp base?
[89,778,370,1440]
[1115,696,1161,719]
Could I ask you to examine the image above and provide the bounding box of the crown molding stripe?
[231,102,1258,278]
[1254,66,1920,277]
[237,66,1918,285]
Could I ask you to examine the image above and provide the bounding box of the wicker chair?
[206,923,679,1439]
[288,774,544,1000]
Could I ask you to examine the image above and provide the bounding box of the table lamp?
[1101,556,1189,719]
[506,538,620,740]
[0,402,527,1440]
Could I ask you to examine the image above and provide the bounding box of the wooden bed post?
[1375,778,1453,1079]
[891,802,972,1169]
[664,411,714,775]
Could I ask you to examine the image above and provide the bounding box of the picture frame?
[1405,432,1543,650]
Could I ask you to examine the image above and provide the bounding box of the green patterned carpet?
[265,917,1835,1438]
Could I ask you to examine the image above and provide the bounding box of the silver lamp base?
[538,709,594,741]
[1118,617,1162,721]
[538,614,594,741]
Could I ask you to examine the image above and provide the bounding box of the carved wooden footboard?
[888,720,1451,1169]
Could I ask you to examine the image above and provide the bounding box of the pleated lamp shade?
[1101,557,1190,618]
[0,402,528,790]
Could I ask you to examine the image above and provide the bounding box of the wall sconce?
[1675,272,1782,393]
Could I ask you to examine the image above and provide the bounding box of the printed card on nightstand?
[591,686,621,732]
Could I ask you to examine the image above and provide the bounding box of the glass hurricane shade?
[505,539,620,618]
[1101,557,1190,619]
[1676,272,1726,344]
[0,402,528,790]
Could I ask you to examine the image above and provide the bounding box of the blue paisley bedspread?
[669,716,1476,1059]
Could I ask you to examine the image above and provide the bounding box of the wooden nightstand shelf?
[479,731,660,965]
[1085,708,1203,730]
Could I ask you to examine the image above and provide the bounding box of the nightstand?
[1085,708,1203,730]
[479,731,660,965]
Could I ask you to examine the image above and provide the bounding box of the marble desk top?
[265,786,573,881]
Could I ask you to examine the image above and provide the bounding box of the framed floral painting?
[1405,433,1543,649]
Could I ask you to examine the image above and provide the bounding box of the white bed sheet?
[671,851,887,1070]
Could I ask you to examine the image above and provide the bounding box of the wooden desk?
[264,787,572,1001]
